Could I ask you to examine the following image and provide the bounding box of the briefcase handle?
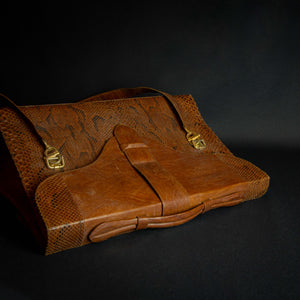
[79,86,205,150]
[81,86,188,123]
[80,86,175,102]
[0,87,205,165]
[1,87,186,136]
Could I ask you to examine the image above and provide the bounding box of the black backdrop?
[0,1,299,299]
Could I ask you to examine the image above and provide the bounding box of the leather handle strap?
[0,94,66,170]
[0,93,45,145]
[81,87,192,131]
[1,87,192,140]
[0,87,203,159]
[81,87,175,102]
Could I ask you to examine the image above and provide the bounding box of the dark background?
[0,1,299,299]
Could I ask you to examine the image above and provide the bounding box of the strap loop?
[114,125,191,215]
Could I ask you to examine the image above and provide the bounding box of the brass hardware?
[43,140,65,169]
[185,128,206,150]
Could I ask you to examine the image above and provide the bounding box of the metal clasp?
[185,128,206,150]
[43,140,65,169]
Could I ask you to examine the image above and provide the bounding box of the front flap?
[35,125,257,254]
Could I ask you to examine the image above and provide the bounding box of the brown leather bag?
[0,87,269,255]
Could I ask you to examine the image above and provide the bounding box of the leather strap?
[0,93,44,144]
[1,87,194,147]
[114,125,191,215]
[81,87,176,102]
[80,87,194,131]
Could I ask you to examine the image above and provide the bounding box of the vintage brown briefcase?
[0,87,269,255]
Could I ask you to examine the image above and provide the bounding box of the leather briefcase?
[0,87,269,255]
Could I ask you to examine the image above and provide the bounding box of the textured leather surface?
[0,92,231,200]
[0,87,269,254]
[114,125,191,216]
[35,125,267,254]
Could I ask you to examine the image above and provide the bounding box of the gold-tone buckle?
[185,128,206,150]
[43,140,65,169]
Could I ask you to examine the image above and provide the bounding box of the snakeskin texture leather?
[0,87,269,254]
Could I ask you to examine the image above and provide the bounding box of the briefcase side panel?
[0,133,47,248]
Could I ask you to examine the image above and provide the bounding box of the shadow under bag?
[0,87,269,255]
